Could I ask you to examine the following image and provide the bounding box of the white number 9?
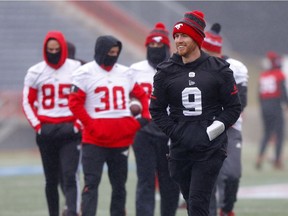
[182,87,202,116]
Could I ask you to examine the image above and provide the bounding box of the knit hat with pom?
[202,23,223,54]
[172,10,206,47]
[145,22,170,47]
[265,51,282,69]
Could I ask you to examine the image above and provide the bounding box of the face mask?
[147,46,169,69]
[103,55,118,67]
[46,51,61,65]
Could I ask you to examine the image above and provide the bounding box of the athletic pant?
[81,144,128,216]
[169,150,226,216]
[259,108,284,162]
[209,127,242,215]
[36,122,81,216]
[133,130,180,216]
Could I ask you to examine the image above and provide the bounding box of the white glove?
[206,120,225,141]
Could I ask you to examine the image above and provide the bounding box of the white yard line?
[238,184,288,199]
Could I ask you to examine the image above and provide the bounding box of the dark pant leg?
[259,112,274,156]
[169,150,225,216]
[208,185,217,216]
[107,147,129,216]
[156,138,180,216]
[133,131,157,216]
[81,144,105,216]
[37,134,60,216]
[275,113,284,161]
[60,135,81,216]
[218,128,242,213]
[169,158,192,216]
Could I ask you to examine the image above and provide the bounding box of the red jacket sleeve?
[22,86,41,131]
[68,86,93,127]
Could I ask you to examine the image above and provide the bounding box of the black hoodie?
[94,35,122,71]
[149,51,241,160]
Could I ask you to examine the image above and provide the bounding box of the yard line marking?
[238,184,288,199]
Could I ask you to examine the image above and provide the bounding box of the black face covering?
[94,36,122,70]
[46,51,61,65]
[147,46,169,69]
[103,55,118,67]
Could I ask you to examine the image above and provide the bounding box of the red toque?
[202,23,223,54]
[266,51,282,68]
[173,10,206,47]
[145,22,170,47]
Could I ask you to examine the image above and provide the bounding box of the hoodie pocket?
[178,120,211,151]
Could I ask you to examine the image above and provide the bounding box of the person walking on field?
[68,35,150,216]
[201,23,249,216]
[149,10,241,216]
[130,22,180,216]
[256,51,288,170]
[22,31,82,216]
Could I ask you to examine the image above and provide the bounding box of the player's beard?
[177,42,197,57]
[177,40,199,63]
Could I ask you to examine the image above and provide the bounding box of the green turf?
[0,141,287,216]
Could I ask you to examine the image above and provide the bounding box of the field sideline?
[0,141,287,216]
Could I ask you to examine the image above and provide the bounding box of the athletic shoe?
[220,209,235,216]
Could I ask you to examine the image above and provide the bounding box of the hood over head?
[94,35,122,71]
[43,31,67,69]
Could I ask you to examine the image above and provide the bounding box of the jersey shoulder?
[130,60,150,71]
[204,56,235,84]
[24,61,47,86]
[226,57,249,84]
[27,61,47,74]
[72,61,94,78]
[65,58,82,69]
[114,63,129,72]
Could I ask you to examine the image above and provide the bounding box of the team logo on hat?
[152,36,163,43]
[175,23,183,30]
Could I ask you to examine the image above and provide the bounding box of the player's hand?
[206,120,225,141]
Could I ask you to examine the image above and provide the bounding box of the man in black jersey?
[149,10,241,216]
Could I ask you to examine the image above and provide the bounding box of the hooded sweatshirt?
[22,31,81,132]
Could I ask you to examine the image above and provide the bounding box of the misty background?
[0,1,287,152]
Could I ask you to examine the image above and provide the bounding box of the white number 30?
[182,87,202,116]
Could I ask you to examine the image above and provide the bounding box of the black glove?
[136,117,150,127]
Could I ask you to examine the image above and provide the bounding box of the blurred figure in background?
[22,31,82,216]
[256,51,288,170]
[129,22,180,216]
[202,23,249,216]
[67,41,86,65]
[68,35,150,216]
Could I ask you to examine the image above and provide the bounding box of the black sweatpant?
[81,144,129,216]
[36,122,81,216]
[168,150,226,216]
[133,130,179,216]
[259,108,284,162]
[209,128,242,215]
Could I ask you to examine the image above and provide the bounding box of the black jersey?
[149,51,241,160]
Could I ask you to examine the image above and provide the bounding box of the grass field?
[0,140,287,216]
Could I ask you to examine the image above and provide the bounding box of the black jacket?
[149,51,241,160]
